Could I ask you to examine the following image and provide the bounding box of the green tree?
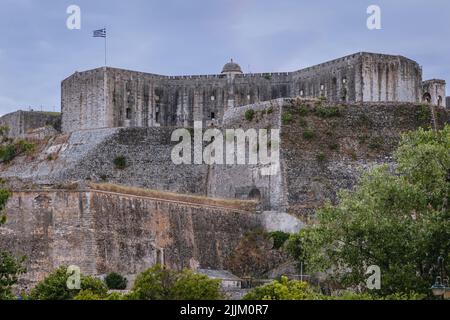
[0,184,26,300]
[243,276,322,300]
[30,266,108,300]
[288,125,450,297]
[132,265,222,300]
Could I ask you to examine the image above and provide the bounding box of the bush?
[316,153,327,163]
[105,272,128,290]
[113,156,127,170]
[315,106,340,118]
[269,231,290,249]
[243,276,322,300]
[297,105,308,116]
[30,266,108,300]
[0,139,36,163]
[302,129,315,140]
[282,112,293,125]
[244,109,255,122]
[132,265,222,300]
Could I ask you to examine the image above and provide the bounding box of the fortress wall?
[208,99,288,212]
[422,80,446,106]
[0,187,260,289]
[361,54,422,103]
[61,68,108,133]
[291,53,364,103]
[0,111,61,138]
[279,101,449,218]
[63,127,210,195]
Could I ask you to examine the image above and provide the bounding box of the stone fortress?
[61,52,447,133]
[0,52,449,289]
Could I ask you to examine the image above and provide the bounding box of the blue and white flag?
[93,28,106,38]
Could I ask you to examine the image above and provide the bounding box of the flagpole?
[104,27,107,66]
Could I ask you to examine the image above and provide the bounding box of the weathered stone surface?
[62,52,439,133]
[0,185,260,290]
[0,111,61,138]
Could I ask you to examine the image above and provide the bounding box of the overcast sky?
[0,0,449,115]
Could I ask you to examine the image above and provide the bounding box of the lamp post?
[431,256,450,300]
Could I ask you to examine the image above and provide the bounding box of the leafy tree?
[0,184,26,300]
[171,269,222,300]
[132,265,222,300]
[30,266,107,300]
[288,125,450,297]
[105,272,128,290]
[243,276,322,300]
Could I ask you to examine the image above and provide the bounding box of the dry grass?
[89,182,258,212]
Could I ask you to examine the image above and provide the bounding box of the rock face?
[1,184,260,290]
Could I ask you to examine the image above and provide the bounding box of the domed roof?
[221,59,243,74]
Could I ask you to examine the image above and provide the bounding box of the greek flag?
[93,28,106,38]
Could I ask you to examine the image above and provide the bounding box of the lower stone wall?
[0,186,260,290]
[0,111,61,138]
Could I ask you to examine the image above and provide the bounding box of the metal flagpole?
[104,27,107,66]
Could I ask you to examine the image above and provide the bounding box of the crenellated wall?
[61,52,428,133]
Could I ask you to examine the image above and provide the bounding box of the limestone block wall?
[60,52,427,133]
[0,111,61,138]
[0,186,260,289]
[292,53,364,102]
[361,53,422,103]
[61,68,108,133]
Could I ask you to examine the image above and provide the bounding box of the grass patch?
[315,106,341,118]
[282,111,293,125]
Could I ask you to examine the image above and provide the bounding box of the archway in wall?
[248,188,262,201]
[423,92,432,103]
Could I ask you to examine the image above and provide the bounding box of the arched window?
[126,108,132,120]
[438,96,443,107]
[423,93,432,103]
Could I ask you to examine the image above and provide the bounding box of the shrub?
[132,265,222,300]
[282,112,293,125]
[297,105,309,116]
[30,266,108,300]
[113,156,127,170]
[302,129,315,140]
[269,231,290,249]
[266,107,274,114]
[244,109,255,122]
[316,153,327,163]
[263,74,272,80]
[0,139,36,163]
[328,142,339,151]
[105,272,128,290]
[315,106,341,118]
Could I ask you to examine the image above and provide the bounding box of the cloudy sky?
[0,0,449,115]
